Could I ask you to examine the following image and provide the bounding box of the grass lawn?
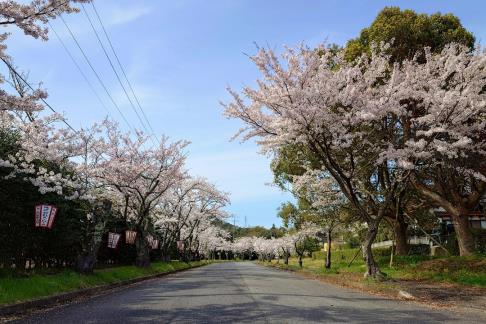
[265,249,486,288]
[0,260,208,305]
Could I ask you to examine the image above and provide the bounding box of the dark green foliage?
[345,7,475,63]
[214,218,286,239]
[0,128,129,272]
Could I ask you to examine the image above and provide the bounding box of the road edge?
[256,261,486,316]
[0,261,211,318]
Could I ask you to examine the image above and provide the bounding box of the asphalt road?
[14,262,486,323]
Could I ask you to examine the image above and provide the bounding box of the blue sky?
[3,0,486,228]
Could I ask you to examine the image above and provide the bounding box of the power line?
[48,21,113,118]
[81,3,149,134]
[90,0,157,137]
[1,57,78,133]
[59,15,134,132]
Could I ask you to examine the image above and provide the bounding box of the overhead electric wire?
[1,57,78,133]
[59,15,134,132]
[81,3,156,145]
[89,0,157,137]
[48,21,113,118]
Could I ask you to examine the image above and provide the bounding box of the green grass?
[266,249,486,288]
[0,260,208,305]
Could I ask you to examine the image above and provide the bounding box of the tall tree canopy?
[344,7,475,62]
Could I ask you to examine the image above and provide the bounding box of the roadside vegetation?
[0,260,208,305]
[262,249,486,288]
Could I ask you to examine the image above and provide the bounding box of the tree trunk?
[450,211,475,256]
[363,222,384,280]
[161,254,171,262]
[411,177,478,256]
[392,217,409,256]
[135,235,151,267]
[284,252,289,265]
[75,253,97,274]
[325,230,331,269]
[298,254,303,268]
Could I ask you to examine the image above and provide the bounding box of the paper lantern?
[107,232,121,249]
[125,230,137,244]
[34,204,58,229]
[151,239,159,250]
[146,235,159,249]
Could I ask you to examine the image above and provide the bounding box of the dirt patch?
[396,279,486,310]
[415,258,486,273]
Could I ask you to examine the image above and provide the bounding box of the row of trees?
[223,8,486,278]
[203,224,321,268]
[0,1,230,274]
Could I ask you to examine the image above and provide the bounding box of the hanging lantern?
[151,239,159,250]
[125,230,137,244]
[146,235,159,249]
[146,234,154,245]
[107,232,121,249]
[177,240,185,251]
[34,204,58,229]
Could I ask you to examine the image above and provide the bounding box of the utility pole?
[232,214,237,241]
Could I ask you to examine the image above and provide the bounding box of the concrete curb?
[0,262,210,317]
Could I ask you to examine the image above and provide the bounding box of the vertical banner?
[34,205,42,227]
[40,205,52,227]
[125,230,137,244]
[107,232,121,249]
[47,206,58,229]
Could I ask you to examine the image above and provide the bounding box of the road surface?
[15,262,486,323]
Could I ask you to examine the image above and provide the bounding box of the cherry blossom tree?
[223,40,486,275]
[293,170,349,268]
[153,178,229,261]
[377,44,486,255]
[97,124,188,267]
[223,44,410,278]
[1,0,92,194]
[1,0,91,115]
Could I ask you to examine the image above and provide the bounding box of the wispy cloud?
[104,5,152,28]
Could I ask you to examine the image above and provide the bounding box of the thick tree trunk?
[411,177,478,256]
[284,252,289,265]
[392,218,409,256]
[325,230,331,269]
[450,211,475,256]
[135,236,151,267]
[363,222,384,280]
[298,254,303,268]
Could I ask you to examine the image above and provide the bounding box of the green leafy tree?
[345,7,475,63]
